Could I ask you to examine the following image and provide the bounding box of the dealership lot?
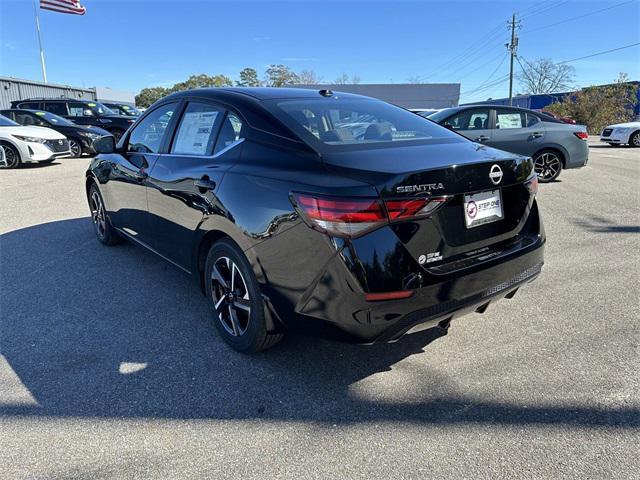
[0,141,638,478]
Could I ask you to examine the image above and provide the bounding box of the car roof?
[165,87,366,102]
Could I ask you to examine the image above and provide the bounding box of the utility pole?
[507,13,520,105]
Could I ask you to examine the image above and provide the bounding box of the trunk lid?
[322,139,535,266]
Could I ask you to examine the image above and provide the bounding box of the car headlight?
[13,135,47,143]
[615,127,630,133]
[80,132,102,140]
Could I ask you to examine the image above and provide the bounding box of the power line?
[519,0,571,20]
[522,0,635,34]
[558,42,640,64]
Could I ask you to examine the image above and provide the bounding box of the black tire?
[68,138,83,158]
[533,149,563,183]
[0,142,22,169]
[629,131,640,148]
[88,183,121,246]
[204,238,283,353]
[110,129,125,142]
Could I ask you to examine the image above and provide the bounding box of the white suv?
[0,114,70,168]
[600,121,640,147]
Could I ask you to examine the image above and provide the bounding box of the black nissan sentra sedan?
[86,88,544,352]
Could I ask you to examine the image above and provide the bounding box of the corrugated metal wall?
[0,76,96,109]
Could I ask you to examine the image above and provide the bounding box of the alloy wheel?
[90,190,106,238]
[210,256,251,336]
[534,152,561,181]
[632,132,640,147]
[69,139,82,157]
[0,145,19,168]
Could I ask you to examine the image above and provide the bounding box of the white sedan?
[0,114,71,168]
[600,121,640,147]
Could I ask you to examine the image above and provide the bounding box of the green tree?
[171,74,233,92]
[135,86,170,108]
[546,74,639,133]
[237,67,261,87]
[264,64,299,87]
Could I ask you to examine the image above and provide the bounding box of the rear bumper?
[292,231,544,343]
[564,140,589,169]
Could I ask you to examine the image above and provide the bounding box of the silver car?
[429,106,589,182]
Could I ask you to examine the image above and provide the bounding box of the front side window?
[271,97,454,150]
[526,113,541,127]
[171,102,223,156]
[443,109,490,131]
[68,102,93,117]
[128,103,177,154]
[214,112,244,154]
[495,109,525,129]
[44,102,68,116]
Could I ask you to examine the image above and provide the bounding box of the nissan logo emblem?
[489,164,503,185]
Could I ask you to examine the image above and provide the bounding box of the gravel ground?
[1,140,638,479]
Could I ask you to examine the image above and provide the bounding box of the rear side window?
[128,103,177,154]
[19,102,41,110]
[214,112,244,154]
[171,102,223,156]
[44,102,67,116]
[526,113,541,127]
[495,109,525,129]
[272,98,453,149]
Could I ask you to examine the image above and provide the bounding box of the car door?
[489,108,546,156]
[104,102,179,245]
[146,100,242,270]
[442,108,493,144]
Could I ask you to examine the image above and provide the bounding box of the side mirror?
[93,136,116,154]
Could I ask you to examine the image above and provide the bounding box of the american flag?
[40,0,86,15]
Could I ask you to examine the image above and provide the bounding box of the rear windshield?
[269,97,457,151]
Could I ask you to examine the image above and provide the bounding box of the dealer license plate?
[463,189,503,228]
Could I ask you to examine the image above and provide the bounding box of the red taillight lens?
[573,131,588,140]
[293,193,387,237]
[292,193,448,238]
[525,174,538,195]
[385,197,448,221]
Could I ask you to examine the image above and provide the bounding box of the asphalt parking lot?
[1,140,638,479]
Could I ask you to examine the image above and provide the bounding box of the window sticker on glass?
[36,111,46,116]
[88,103,96,107]
[173,110,220,155]
[497,113,522,129]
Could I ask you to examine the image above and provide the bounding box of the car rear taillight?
[573,131,588,140]
[292,194,387,237]
[385,197,448,221]
[525,174,538,195]
[292,193,448,238]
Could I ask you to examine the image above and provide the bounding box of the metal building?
[294,83,460,109]
[0,76,137,109]
[0,76,96,109]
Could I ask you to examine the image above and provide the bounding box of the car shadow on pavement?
[1,218,638,428]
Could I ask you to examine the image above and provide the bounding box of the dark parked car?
[10,98,135,141]
[87,88,544,352]
[102,103,143,117]
[0,109,112,157]
[429,105,588,182]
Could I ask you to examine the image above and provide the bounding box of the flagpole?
[32,0,48,83]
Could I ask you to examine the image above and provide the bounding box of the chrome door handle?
[475,135,490,142]
[531,132,544,138]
